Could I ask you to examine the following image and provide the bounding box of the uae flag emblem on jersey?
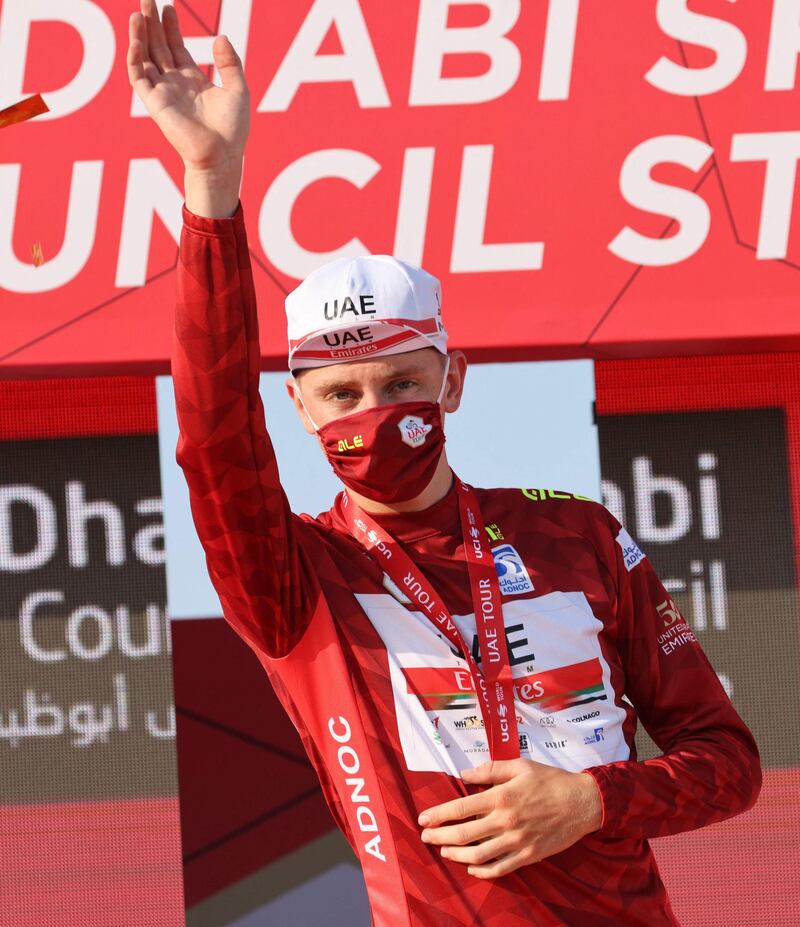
[402,659,606,715]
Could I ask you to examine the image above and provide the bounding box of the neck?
[348,453,454,515]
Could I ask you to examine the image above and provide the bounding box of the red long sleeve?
[586,508,762,838]
[172,201,319,657]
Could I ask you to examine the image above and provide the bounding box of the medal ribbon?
[342,478,519,760]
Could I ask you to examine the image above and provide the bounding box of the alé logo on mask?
[336,416,432,454]
[337,435,365,453]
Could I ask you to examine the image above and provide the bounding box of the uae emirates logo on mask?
[398,415,432,448]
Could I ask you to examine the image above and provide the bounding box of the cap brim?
[289,321,447,370]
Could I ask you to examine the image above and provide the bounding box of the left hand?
[418,759,602,879]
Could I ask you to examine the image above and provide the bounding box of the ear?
[442,350,467,414]
[285,376,317,435]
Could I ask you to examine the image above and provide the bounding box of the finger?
[421,814,498,847]
[162,4,197,69]
[127,16,160,98]
[142,0,175,73]
[127,39,154,99]
[467,847,537,880]
[130,9,149,63]
[126,16,148,85]
[127,12,149,77]
[130,12,164,89]
[418,790,493,827]
[441,834,516,866]
[461,759,529,785]
[213,34,248,94]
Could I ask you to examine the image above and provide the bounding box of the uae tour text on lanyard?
[342,478,520,761]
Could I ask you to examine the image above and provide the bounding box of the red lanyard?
[342,478,519,761]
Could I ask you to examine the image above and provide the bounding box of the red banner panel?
[2,2,800,375]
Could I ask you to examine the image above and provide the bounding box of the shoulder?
[477,485,614,532]
[477,485,634,568]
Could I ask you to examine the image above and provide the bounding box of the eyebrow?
[312,365,430,396]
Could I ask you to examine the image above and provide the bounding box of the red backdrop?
[2,0,800,375]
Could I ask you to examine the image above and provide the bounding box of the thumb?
[213,35,247,94]
[460,759,521,785]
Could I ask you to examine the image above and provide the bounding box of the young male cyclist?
[128,4,761,924]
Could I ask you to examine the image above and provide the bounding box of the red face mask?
[316,400,446,503]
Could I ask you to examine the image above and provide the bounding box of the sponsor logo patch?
[566,709,600,724]
[615,527,645,571]
[491,544,534,596]
[584,727,604,745]
[398,415,432,448]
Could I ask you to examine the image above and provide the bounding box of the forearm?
[584,505,763,841]
[173,200,315,656]
[586,725,761,839]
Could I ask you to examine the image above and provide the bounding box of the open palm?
[127,0,250,171]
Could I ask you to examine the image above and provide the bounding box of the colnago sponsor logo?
[327,716,386,863]
[566,709,601,724]
[398,414,432,448]
[491,543,534,596]
[403,658,607,716]
[615,527,645,571]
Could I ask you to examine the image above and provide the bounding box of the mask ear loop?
[436,355,452,406]
[293,378,322,432]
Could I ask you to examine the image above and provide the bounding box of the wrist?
[183,159,243,218]
[578,771,603,836]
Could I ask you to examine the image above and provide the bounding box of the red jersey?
[173,203,761,927]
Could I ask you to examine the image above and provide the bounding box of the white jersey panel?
[356,590,630,775]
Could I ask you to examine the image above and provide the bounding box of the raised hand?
[127,0,250,215]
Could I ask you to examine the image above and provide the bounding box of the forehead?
[298,348,442,392]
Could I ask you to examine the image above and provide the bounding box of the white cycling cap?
[286,254,448,370]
